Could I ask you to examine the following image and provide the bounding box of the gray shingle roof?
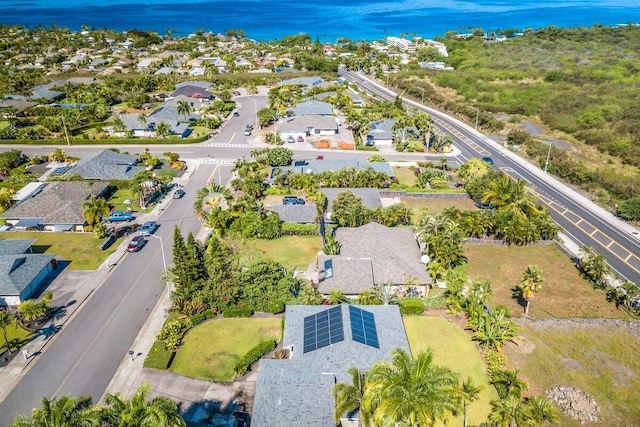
[317,223,430,295]
[265,204,317,223]
[278,76,325,87]
[0,239,36,256]
[252,304,410,427]
[291,100,333,116]
[277,115,338,133]
[66,149,143,180]
[169,85,214,99]
[0,253,53,297]
[175,81,212,90]
[148,105,199,135]
[3,181,110,226]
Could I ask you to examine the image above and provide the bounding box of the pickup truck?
[108,211,134,222]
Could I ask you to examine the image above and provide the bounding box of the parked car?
[233,111,240,117]
[286,136,295,143]
[297,136,304,142]
[482,157,494,165]
[109,211,133,222]
[139,220,157,236]
[243,129,252,136]
[173,189,185,199]
[283,196,305,205]
[316,155,324,160]
[127,235,146,252]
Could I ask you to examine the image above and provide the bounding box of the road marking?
[191,158,237,165]
[202,143,252,148]
[229,131,236,143]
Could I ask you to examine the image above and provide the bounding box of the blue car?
[109,211,133,222]
[139,221,157,236]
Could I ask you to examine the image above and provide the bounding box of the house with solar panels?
[252,303,410,427]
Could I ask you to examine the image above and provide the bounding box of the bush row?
[281,222,320,235]
[143,340,175,370]
[234,339,277,376]
[189,309,216,326]
[398,298,425,315]
[222,308,254,318]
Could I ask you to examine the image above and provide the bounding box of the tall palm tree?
[332,367,369,425]
[17,299,48,322]
[297,285,323,305]
[100,382,186,427]
[481,176,540,219]
[461,377,483,427]
[193,182,233,218]
[0,311,16,354]
[488,395,527,427]
[490,369,528,400]
[364,348,462,427]
[327,289,348,305]
[137,114,148,136]
[10,395,100,427]
[525,396,558,425]
[155,121,171,139]
[176,100,192,121]
[82,195,110,227]
[517,266,543,315]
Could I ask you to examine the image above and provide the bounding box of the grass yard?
[108,188,137,214]
[392,167,418,186]
[400,196,478,223]
[171,318,281,381]
[505,321,640,426]
[0,323,35,353]
[237,235,323,272]
[403,316,496,426]
[0,231,122,270]
[463,244,628,319]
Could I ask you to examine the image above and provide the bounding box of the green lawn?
[463,244,629,319]
[0,322,35,353]
[505,322,640,426]
[237,235,323,272]
[171,318,281,381]
[0,231,122,270]
[108,188,137,214]
[392,167,418,186]
[403,316,496,426]
[400,196,478,223]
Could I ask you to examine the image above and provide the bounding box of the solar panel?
[303,306,345,353]
[349,306,380,349]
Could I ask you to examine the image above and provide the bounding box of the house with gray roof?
[290,100,333,116]
[265,204,317,224]
[147,105,198,138]
[317,222,431,296]
[169,85,215,100]
[278,76,325,89]
[252,304,410,427]
[2,181,110,232]
[175,81,212,90]
[269,159,393,182]
[366,119,396,146]
[0,239,54,306]
[64,149,143,180]
[276,115,338,140]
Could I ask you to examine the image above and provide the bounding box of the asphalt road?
[341,70,640,283]
[0,163,233,425]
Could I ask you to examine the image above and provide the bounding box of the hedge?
[267,300,285,314]
[281,222,320,236]
[423,295,447,310]
[398,298,425,315]
[222,308,254,318]
[143,340,175,370]
[234,339,277,375]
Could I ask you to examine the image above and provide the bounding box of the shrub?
[398,298,425,315]
[234,339,277,375]
[190,312,208,326]
[143,340,175,370]
[494,304,511,318]
[281,222,320,235]
[222,308,254,318]
[484,348,507,374]
[267,300,285,314]
[423,295,447,310]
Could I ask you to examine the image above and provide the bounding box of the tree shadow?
[511,286,526,311]
[181,397,250,427]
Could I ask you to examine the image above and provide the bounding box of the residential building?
[63,149,143,180]
[0,239,55,306]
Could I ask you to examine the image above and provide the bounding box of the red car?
[127,235,146,252]
[297,136,304,142]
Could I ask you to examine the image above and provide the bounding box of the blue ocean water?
[1,0,639,41]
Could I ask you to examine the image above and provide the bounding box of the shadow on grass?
[30,244,51,254]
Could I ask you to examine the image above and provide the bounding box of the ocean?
[1,0,639,41]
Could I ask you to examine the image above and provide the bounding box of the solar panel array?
[303,306,344,353]
[349,305,379,348]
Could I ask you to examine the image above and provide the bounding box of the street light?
[418,87,425,104]
[247,97,258,130]
[469,106,479,130]
[543,140,552,173]
[146,234,170,297]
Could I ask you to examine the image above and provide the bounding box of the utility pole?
[61,113,70,147]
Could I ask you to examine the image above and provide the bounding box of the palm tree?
[364,348,462,427]
[323,234,341,255]
[176,100,192,121]
[525,396,558,425]
[137,114,148,136]
[488,395,527,427]
[0,187,14,213]
[82,195,110,227]
[10,395,100,427]
[579,246,610,287]
[490,369,528,400]
[193,182,233,218]
[100,382,186,427]
[17,300,48,322]
[332,367,369,425]
[155,121,171,139]
[481,176,540,219]
[297,285,323,305]
[461,377,483,427]
[472,311,518,351]
[111,115,126,134]
[0,311,16,354]
[517,266,543,315]
[328,289,348,305]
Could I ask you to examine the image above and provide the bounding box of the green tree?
[618,197,640,221]
[0,187,14,212]
[10,395,100,427]
[331,191,370,227]
[323,234,341,255]
[461,377,483,427]
[17,299,48,322]
[297,285,323,305]
[176,100,192,120]
[579,246,611,288]
[328,289,348,305]
[489,395,527,427]
[100,382,186,427]
[193,182,233,218]
[490,369,528,400]
[516,266,543,315]
[0,311,16,353]
[481,176,540,219]
[265,147,293,166]
[82,195,110,227]
[364,348,462,426]
[155,121,171,138]
[332,367,370,425]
